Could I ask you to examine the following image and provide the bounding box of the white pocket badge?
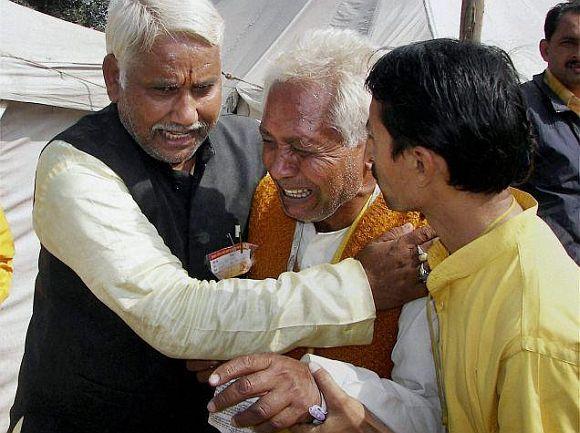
[207,242,258,280]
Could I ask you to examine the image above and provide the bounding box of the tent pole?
[460,0,485,42]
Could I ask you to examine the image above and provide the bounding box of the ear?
[539,39,549,63]
[102,54,122,102]
[408,146,438,187]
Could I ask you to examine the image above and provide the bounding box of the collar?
[426,188,538,295]
[539,70,580,116]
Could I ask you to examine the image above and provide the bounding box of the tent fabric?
[0,2,107,429]
[225,0,555,117]
[0,0,108,111]
[0,101,86,432]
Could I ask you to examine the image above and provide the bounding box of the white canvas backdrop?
[219,0,556,117]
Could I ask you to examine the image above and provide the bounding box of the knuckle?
[236,377,254,395]
[251,401,272,419]
[241,355,254,369]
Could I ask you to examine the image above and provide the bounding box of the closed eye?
[153,85,178,94]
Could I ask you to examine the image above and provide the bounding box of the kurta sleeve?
[497,349,579,433]
[304,298,443,433]
[33,141,376,359]
[0,207,14,304]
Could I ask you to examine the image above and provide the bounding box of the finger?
[186,360,221,372]
[231,392,290,428]
[209,369,277,412]
[419,236,439,253]
[308,362,347,406]
[249,402,310,432]
[402,225,437,246]
[209,353,272,387]
[374,223,414,242]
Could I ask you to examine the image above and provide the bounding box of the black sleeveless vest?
[11,105,265,433]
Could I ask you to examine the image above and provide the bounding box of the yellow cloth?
[0,207,14,304]
[427,189,580,433]
[544,69,580,115]
[248,174,424,378]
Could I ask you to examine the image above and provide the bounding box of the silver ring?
[417,245,428,262]
[417,261,430,283]
[308,404,327,425]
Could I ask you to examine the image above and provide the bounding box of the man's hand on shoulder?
[356,223,436,310]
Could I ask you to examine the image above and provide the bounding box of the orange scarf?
[248,175,423,378]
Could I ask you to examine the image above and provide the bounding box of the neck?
[548,68,580,97]
[314,186,374,233]
[171,156,196,173]
[423,189,521,254]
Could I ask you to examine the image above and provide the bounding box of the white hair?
[106,0,224,83]
[263,28,378,148]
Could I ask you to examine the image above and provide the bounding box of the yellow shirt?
[0,207,14,304]
[427,189,579,433]
[544,69,580,116]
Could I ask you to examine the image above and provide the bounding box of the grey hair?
[106,0,224,84]
[263,28,378,148]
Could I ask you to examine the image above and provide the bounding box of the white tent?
[0,1,107,430]
[215,0,555,117]
[0,0,558,429]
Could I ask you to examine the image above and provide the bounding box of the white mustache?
[152,122,210,133]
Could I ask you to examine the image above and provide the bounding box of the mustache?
[152,121,211,133]
[565,59,580,68]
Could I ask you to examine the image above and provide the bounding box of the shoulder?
[364,194,424,230]
[513,217,579,365]
[520,74,555,120]
[250,174,283,224]
[210,114,264,176]
[212,114,261,145]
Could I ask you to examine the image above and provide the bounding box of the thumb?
[401,224,436,246]
[375,222,414,242]
[308,362,346,405]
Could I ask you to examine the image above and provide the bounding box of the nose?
[171,90,198,126]
[265,147,299,180]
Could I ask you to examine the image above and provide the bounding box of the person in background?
[520,0,580,264]
[0,206,14,305]
[210,39,579,433]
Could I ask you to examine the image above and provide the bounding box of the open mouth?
[159,130,196,140]
[282,188,313,199]
[566,61,580,72]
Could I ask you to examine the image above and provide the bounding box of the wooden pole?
[460,0,485,42]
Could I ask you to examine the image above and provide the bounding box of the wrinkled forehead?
[266,80,336,120]
[125,33,220,67]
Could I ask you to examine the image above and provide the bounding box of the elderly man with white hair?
[9,1,434,432]
[207,29,442,433]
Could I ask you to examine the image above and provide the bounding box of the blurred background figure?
[520,0,580,264]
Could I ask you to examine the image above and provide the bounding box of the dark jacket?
[520,73,580,264]
[10,105,265,433]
